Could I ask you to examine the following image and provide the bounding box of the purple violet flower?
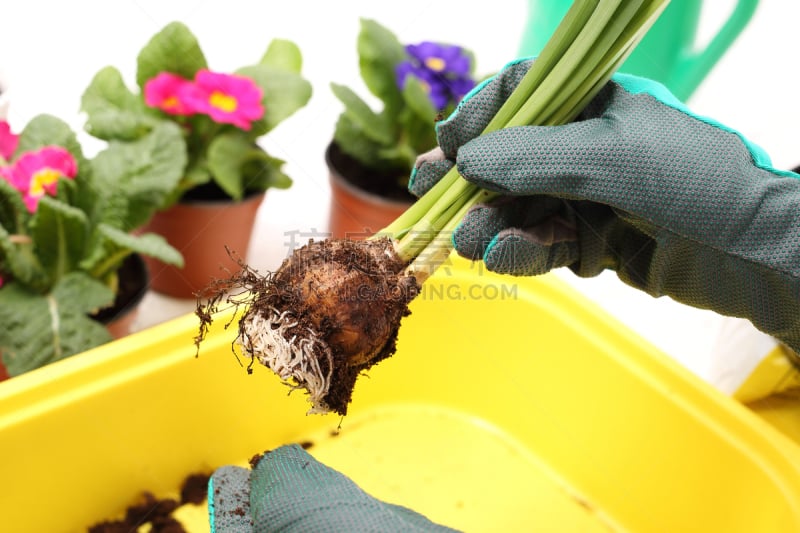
[395,41,475,110]
[406,42,471,76]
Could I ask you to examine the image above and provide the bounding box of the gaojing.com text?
[345,281,518,302]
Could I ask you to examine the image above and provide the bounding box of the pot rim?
[325,142,414,209]
[174,188,267,209]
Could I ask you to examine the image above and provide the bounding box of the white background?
[1,0,797,386]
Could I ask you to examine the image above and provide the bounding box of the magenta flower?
[187,70,264,130]
[0,146,78,212]
[0,120,19,161]
[144,72,197,116]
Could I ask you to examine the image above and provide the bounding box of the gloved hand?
[411,59,800,353]
[208,444,458,532]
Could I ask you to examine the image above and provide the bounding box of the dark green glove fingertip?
[209,466,254,533]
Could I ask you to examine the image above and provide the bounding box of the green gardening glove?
[208,444,458,532]
[411,59,800,353]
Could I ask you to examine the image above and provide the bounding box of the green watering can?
[518,0,759,101]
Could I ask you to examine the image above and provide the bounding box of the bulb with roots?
[195,237,419,415]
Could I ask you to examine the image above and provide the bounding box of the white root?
[236,307,334,414]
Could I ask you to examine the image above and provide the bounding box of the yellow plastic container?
[2,256,800,532]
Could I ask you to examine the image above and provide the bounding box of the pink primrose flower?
[0,121,19,161]
[144,72,198,116]
[187,70,264,130]
[3,146,78,212]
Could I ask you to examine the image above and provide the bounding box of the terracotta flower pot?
[140,189,265,299]
[326,142,414,239]
[93,253,149,339]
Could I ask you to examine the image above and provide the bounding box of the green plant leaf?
[82,224,183,280]
[159,155,210,209]
[123,230,184,266]
[0,223,48,290]
[401,76,437,122]
[53,175,77,205]
[0,274,114,376]
[398,77,438,157]
[81,66,160,141]
[182,156,211,190]
[357,18,406,111]
[136,21,207,89]
[333,114,404,172]
[29,196,89,284]
[206,133,250,199]
[207,133,292,199]
[236,64,312,136]
[242,153,293,192]
[15,114,88,170]
[0,178,29,234]
[90,121,187,228]
[53,271,117,315]
[330,82,394,146]
[377,142,418,174]
[260,38,303,73]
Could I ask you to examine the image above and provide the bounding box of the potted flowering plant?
[327,18,477,238]
[0,114,184,380]
[80,21,312,297]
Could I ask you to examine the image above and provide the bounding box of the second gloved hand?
[209,444,458,533]
[411,59,800,352]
